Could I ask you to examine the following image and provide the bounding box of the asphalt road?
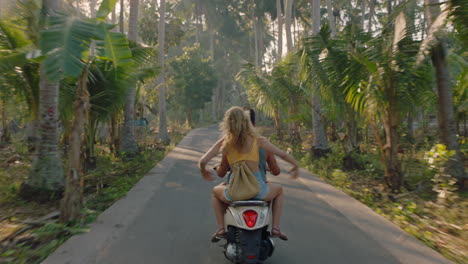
[43,127,451,264]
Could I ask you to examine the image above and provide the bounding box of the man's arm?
[216,154,230,177]
[258,137,299,179]
[265,151,281,176]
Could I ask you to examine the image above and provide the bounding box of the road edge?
[296,167,453,264]
[41,129,199,264]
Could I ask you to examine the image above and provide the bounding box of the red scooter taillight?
[242,210,258,227]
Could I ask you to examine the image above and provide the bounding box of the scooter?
[221,200,275,264]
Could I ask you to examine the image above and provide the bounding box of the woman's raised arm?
[199,138,224,181]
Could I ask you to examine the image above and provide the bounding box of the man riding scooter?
[211,108,287,242]
[199,107,299,263]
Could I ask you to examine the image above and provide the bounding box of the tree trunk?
[119,0,124,33]
[273,108,283,140]
[84,118,98,172]
[1,99,10,143]
[276,0,283,61]
[22,0,64,201]
[211,95,217,122]
[407,113,414,140]
[195,1,202,43]
[369,115,403,192]
[407,0,417,36]
[360,0,366,31]
[199,108,204,124]
[61,69,89,222]
[119,0,139,155]
[26,120,38,148]
[110,113,119,155]
[218,57,227,116]
[158,0,169,143]
[112,2,116,24]
[326,0,337,37]
[463,114,468,137]
[421,16,426,40]
[345,110,359,153]
[311,0,320,35]
[186,109,193,128]
[288,98,301,146]
[209,26,215,62]
[425,0,467,185]
[311,90,330,156]
[285,0,293,52]
[208,24,219,121]
[311,0,330,157]
[252,6,259,68]
[343,112,362,171]
[368,0,376,32]
[89,0,97,17]
[127,0,139,42]
[382,108,403,193]
[259,19,265,67]
[292,5,297,46]
[433,42,467,181]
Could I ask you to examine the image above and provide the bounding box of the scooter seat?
[231,200,269,207]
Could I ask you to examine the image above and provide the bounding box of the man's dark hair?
[248,109,256,126]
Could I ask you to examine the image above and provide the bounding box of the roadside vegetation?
[0,130,185,264]
[258,126,467,263]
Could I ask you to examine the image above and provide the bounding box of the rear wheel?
[238,228,262,264]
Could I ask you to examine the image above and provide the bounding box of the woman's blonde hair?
[221,106,256,152]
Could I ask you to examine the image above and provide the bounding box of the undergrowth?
[0,131,185,264]
[299,143,467,263]
[262,126,467,263]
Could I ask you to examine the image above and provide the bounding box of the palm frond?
[448,0,468,46]
[0,51,30,74]
[415,8,449,65]
[95,24,133,67]
[40,14,97,81]
[0,19,30,49]
[96,0,119,21]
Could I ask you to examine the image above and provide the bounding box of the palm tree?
[368,0,376,32]
[360,0,366,31]
[343,10,433,192]
[271,55,306,145]
[424,0,467,185]
[32,0,134,221]
[119,0,140,155]
[22,0,64,200]
[285,0,294,52]
[238,64,279,131]
[326,0,337,37]
[276,0,283,61]
[310,0,331,157]
[300,24,367,156]
[120,0,124,33]
[0,5,41,145]
[158,0,169,143]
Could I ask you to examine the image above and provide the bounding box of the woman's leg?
[262,183,284,230]
[212,185,230,232]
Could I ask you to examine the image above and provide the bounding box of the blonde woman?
[199,106,299,242]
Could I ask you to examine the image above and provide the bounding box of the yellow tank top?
[226,137,259,165]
